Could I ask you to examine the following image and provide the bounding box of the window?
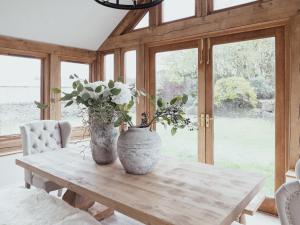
[124,50,137,123]
[162,0,195,23]
[155,48,198,161]
[61,61,90,127]
[134,12,149,30]
[213,0,256,11]
[104,54,114,81]
[212,37,276,196]
[124,50,136,88]
[0,55,41,136]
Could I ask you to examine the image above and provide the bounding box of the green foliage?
[34,101,48,110]
[52,88,61,94]
[110,88,121,95]
[156,49,198,103]
[140,94,195,136]
[36,76,140,127]
[250,77,274,99]
[214,77,257,110]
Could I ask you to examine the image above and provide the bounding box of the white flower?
[85,81,107,91]
[111,82,132,105]
[79,81,108,100]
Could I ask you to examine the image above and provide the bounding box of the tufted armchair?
[20,120,71,193]
[276,181,300,225]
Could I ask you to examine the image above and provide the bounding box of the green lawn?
[157,116,275,196]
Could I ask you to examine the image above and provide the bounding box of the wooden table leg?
[63,189,94,210]
[239,214,247,225]
[63,189,114,220]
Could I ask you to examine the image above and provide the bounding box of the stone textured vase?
[117,127,161,175]
[90,120,118,165]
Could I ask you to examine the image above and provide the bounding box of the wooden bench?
[232,222,241,225]
[238,192,266,224]
[0,187,102,225]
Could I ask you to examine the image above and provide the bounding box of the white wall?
[0,0,127,50]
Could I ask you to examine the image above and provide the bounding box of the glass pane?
[155,48,198,162]
[213,0,256,10]
[213,38,276,196]
[124,50,137,124]
[104,54,114,81]
[61,62,90,127]
[0,55,41,135]
[162,0,195,23]
[134,12,149,30]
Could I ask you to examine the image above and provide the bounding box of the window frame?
[60,59,91,129]
[59,56,95,139]
[0,49,48,155]
[207,0,259,14]
[101,51,116,81]
[160,0,197,24]
[133,11,150,31]
[121,47,138,123]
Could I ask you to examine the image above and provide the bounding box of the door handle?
[200,114,205,127]
[206,114,214,128]
[200,114,213,128]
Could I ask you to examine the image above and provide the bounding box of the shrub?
[214,77,257,110]
[250,77,274,99]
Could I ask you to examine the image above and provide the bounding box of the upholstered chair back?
[20,120,71,156]
[276,181,300,225]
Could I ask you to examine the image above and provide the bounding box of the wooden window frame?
[147,26,288,215]
[132,11,150,32]
[100,51,118,81]
[0,49,49,156]
[121,47,139,123]
[207,0,259,14]
[59,56,95,140]
[160,0,198,25]
[205,28,287,215]
[148,40,201,134]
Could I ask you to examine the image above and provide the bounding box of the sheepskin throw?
[0,187,101,225]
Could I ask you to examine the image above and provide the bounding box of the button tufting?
[32,144,37,148]
[45,143,49,147]
[30,128,34,132]
[38,135,42,140]
[50,134,54,138]
[43,126,47,130]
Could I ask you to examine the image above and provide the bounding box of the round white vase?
[117,127,161,175]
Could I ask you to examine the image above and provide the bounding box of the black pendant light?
[94,0,164,10]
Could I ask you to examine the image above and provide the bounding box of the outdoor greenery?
[141,95,195,135]
[156,38,276,196]
[214,76,257,111]
[36,75,194,135]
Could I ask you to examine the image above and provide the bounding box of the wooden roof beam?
[99,0,300,51]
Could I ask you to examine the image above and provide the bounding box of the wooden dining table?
[16,148,265,225]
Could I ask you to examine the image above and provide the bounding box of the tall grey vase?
[118,127,161,175]
[90,120,118,165]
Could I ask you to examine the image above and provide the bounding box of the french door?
[149,27,287,213]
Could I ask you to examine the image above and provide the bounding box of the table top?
[16,149,265,225]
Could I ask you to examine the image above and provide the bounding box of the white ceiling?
[0,0,127,50]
